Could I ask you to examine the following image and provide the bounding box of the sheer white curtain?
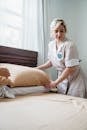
[23,0,45,64]
[0,0,23,48]
[0,0,45,65]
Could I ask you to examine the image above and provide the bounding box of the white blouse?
[48,39,80,71]
[48,39,86,97]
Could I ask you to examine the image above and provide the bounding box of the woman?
[36,18,86,98]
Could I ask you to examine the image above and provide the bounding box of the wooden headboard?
[0,45,38,67]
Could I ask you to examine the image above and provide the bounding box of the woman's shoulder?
[64,38,76,48]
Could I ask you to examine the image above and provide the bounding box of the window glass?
[0,0,23,48]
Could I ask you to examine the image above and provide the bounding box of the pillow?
[0,63,50,87]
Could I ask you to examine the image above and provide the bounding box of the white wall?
[76,0,87,78]
[44,0,87,82]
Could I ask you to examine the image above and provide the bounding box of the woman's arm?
[36,60,52,70]
[49,66,77,88]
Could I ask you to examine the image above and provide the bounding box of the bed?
[0,45,87,130]
[0,45,50,97]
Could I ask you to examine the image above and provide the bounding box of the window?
[0,0,23,48]
[0,0,45,65]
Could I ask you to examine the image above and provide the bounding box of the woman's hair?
[50,18,67,37]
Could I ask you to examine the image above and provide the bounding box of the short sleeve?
[65,42,80,67]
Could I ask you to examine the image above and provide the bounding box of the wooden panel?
[0,46,38,67]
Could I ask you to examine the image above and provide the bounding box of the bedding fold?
[0,86,50,99]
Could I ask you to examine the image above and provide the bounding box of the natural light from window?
[0,0,23,48]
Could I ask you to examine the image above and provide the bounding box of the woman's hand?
[0,67,10,78]
[49,80,57,88]
[44,80,57,89]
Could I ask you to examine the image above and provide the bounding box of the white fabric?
[0,86,49,98]
[0,86,15,98]
[0,94,87,130]
[65,59,80,67]
[0,0,45,65]
[23,0,45,65]
[48,39,86,97]
[48,39,80,69]
[11,86,49,96]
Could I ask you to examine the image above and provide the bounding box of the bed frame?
[0,45,38,67]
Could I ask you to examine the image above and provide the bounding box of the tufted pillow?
[0,63,50,87]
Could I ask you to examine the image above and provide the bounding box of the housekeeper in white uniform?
[36,18,86,98]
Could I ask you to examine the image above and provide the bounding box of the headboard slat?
[0,46,38,67]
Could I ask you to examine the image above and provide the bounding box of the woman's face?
[53,23,66,41]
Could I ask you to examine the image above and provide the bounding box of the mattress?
[0,93,87,130]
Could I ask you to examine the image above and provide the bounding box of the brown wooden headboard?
[0,45,38,67]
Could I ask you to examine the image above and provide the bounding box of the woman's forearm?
[55,66,77,85]
[36,60,52,70]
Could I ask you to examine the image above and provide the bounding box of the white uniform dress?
[48,39,86,98]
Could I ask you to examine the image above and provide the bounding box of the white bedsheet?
[0,93,87,130]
